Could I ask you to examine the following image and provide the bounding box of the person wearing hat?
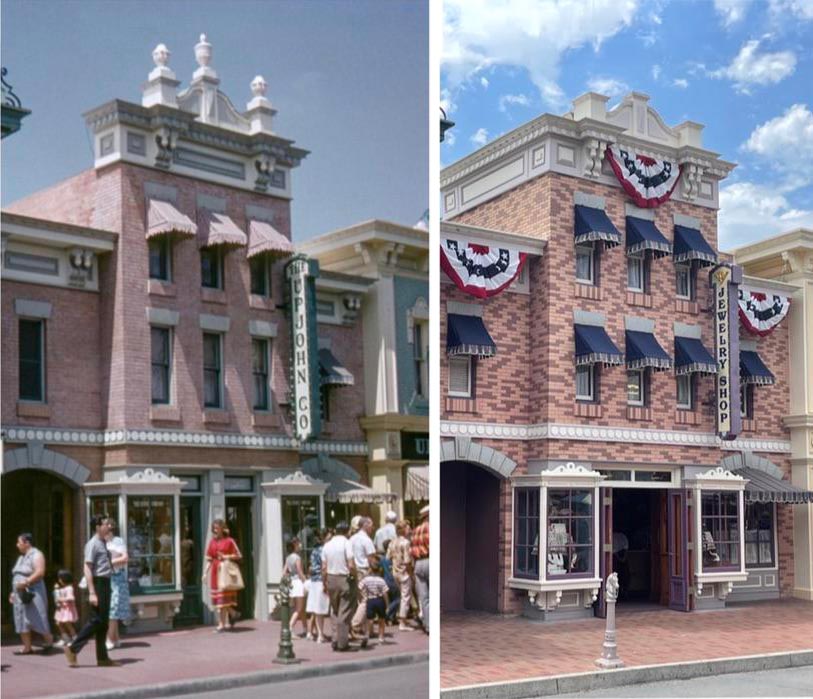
[374,511,398,555]
[411,505,429,634]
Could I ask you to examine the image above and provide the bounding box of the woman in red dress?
[204,519,242,632]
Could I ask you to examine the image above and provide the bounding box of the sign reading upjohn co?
[285,254,321,442]
[710,263,742,440]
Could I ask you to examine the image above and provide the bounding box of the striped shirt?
[360,574,388,599]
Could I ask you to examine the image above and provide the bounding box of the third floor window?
[201,247,224,289]
[149,236,171,281]
[250,255,272,297]
[19,318,45,402]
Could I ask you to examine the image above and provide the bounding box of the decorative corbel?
[354,242,372,266]
[254,152,276,192]
[342,294,362,323]
[680,161,705,201]
[584,138,605,179]
[68,248,95,288]
[155,127,177,170]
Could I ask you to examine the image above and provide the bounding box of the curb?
[47,651,429,699]
[440,649,813,699]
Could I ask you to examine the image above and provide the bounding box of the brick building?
[1,36,395,632]
[439,91,812,620]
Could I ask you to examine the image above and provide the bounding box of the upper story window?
[676,374,692,410]
[202,333,223,408]
[19,318,45,402]
[149,236,171,281]
[547,488,593,578]
[675,263,692,300]
[201,247,224,289]
[448,356,473,398]
[701,491,740,571]
[151,326,171,405]
[320,385,331,422]
[575,364,595,402]
[252,338,270,411]
[250,255,272,297]
[626,368,645,406]
[575,244,595,284]
[627,253,646,292]
[741,383,754,419]
[413,321,429,398]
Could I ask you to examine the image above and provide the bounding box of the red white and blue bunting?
[440,238,527,299]
[738,288,791,337]
[606,144,682,209]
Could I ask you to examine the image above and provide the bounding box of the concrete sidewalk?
[0,619,428,699]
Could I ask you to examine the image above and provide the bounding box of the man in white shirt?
[350,517,376,635]
[374,511,398,554]
[321,521,355,651]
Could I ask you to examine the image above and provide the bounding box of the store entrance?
[225,497,255,620]
[611,489,667,607]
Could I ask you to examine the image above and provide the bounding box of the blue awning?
[673,225,717,266]
[574,205,621,248]
[674,336,717,375]
[626,217,672,258]
[741,350,775,386]
[447,313,496,358]
[626,330,672,371]
[319,348,355,386]
[574,324,624,367]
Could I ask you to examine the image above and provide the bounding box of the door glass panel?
[281,496,320,568]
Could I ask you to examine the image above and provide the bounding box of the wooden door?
[175,497,204,626]
[667,489,690,611]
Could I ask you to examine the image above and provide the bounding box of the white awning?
[247,220,294,259]
[146,200,197,239]
[404,464,429,502]
[198,211,247,248]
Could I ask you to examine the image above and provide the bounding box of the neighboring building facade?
[440,91,811,620]
[1,36,394,633]
[301,220,429,525]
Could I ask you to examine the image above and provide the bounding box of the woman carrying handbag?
[203,519,243,632]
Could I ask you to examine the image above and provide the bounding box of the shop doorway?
[225,497,254,620]
[175,496,204,626]
[2,469,76,635]
[440,460,500,613]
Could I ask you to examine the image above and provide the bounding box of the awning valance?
[404,465,429,502]
[626,330,672,371]
[741,350,775,386]
[247,220,294,260]
[198,211,247,248]
[447,313,496,358]
[674,336,717,375]
[574,324,624,367]
[626,216,672,258]
[736,467,813,504]
[673,225,717,266]
[574,205,621,248]
[300,454,396,504]
[146,199,197,240]
[319,348,354,386]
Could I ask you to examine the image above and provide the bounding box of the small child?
[53,570,78,647]
[361,563,390,643]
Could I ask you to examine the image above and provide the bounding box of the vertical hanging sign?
[286,254,321,442]
[710,263,742,440]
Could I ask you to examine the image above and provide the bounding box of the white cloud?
[586,77,629,97]
[769,0,813,19]
[445,130,457,146]
[637,31,658,47]
[743,103,813,183]
[440,88,457,117]
[480,76,489,88]
[672,78,689,88]
[651,64,661,80]
[470,128,489,146]
[713,0,751,26]
[498,93,531,112]
[443,0,639,108]
[649,11,663,24]
[709,39,796,92]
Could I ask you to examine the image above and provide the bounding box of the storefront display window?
[127,495,175,594]
[745,502,775,568]
[514,488,540,579]
[282,496,320,570]
[701,491,740,570]
[89,495,119,525]
[547,488,592,577]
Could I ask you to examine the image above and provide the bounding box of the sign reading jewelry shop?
[710,263,742,440]
[285,254,321,441]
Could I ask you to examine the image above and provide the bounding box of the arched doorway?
[441,460,502,612]
[2,469,76,635]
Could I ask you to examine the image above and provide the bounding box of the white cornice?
[440,221,547,255]
[440,420,791,454]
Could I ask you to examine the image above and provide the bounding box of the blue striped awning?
[674,336,718,375]
[319,348,355,386]
[673,225,717,266]
[626,330,672,371]
[735,467,813,504]
[626,217,672,258]
[447,313,496,358]
[574,324,623,367]
[740,350,775,386]
[574,205,621,248]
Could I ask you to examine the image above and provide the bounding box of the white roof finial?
[251,75,268,98]
[192,33,217,82]
[152,43,170,69]
[143,42,178,108]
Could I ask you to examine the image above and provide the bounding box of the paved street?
[441,599,813,688]
[184,662,429,699]
[558,666,813,697]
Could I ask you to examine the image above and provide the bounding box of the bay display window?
[513,488,540,579]
[627,253,645,292]
[547,489,593,577]
[448,356,473,397]
[575,364,595,401]
[701,491,740,570]
[203,333,223,408]
[149,236,171,281]
[575,244,595,284]
[676,374,692,410]
[252,338,270,410]
[88,495,119,524]
[128,495,175,593]
[281,495,321,570]
[745,502,775,568]
[19,318,45,402]
[151,326,171,404]
[627,369,645,405]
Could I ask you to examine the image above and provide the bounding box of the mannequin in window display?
[701,527,721,566]
[547,522,576,574]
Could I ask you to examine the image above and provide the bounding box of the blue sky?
[1,0,428,241]
[441,0,813,250]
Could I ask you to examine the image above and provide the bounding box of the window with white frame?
[741,383,753,419]
[627,369,645,406]
[675,263,691,300]
[627,253,645,292]
[413,320,429,398]
[202,332,223,408]
[575,244,595,284]
[252,337,270,411]
[575,364,595,401]
[448,355,472,397]
[18,318,46,402]
[676,374,692,410]
[151,326,172,405]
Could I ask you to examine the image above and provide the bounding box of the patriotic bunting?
[606,144,682,208]
[440,238,527,298]
[738,288,791,336]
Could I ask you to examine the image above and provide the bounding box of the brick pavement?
[0,619,427,699]
[440,599,813,689]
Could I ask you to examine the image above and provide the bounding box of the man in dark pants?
[65,515,118,667]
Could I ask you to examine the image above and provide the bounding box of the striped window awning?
[198,211,247,248]
[247,220,294,260]
[404,465,429,502]
[574,205,621,247]
[674,336,717,375]
[319,348,354,386]
[626,330,672,371]
[146,199,197,239]
[447,313,496,358]
[626,216,672,258]
[673,225,717,266]
[736,467,813,504]
[740,350,775,385]
[574,324,623,367]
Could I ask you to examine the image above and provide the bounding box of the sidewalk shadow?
[116,658,144,666]
[224,627,254,634]
[119,641,151,648]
